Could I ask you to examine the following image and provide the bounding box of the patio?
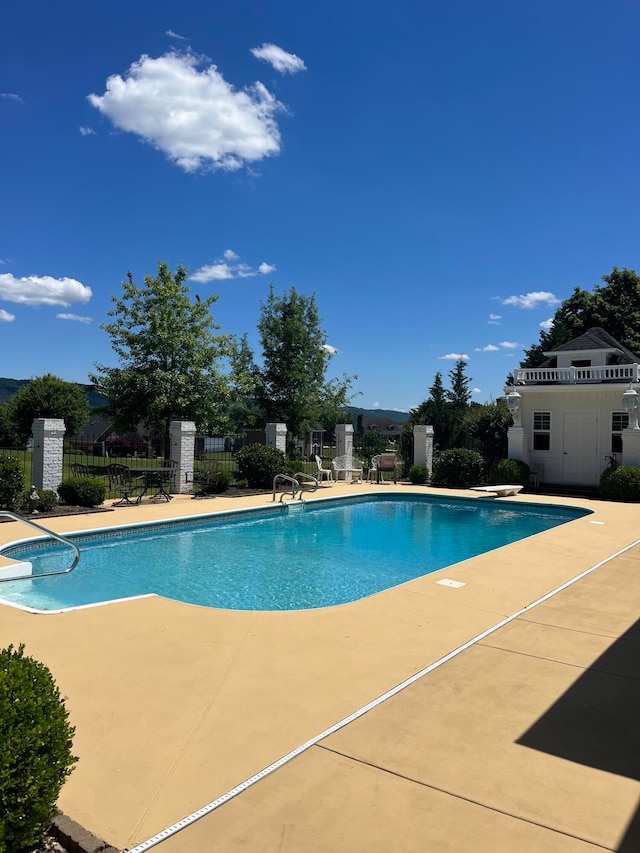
[0,484,638,852]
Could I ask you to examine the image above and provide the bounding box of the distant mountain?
[0,377,409,425]
[0,377,107,409]
[348,406,409,425]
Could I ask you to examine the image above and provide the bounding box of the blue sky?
[1,0,638,413]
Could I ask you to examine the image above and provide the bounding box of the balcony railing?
[513,364,640,385]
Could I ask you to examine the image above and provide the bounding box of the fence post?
[31,418,65,493]
[335,424,354,459]
[265,423,287,453]
[413,425,433,476]
[169,420,196,494]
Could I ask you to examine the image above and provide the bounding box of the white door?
[562,412,598,485]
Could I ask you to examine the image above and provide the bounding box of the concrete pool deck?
[0,484,639,851]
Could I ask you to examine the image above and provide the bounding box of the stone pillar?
[507,424,526,463]
[413,425,434,476]
[31,418,65,493]
[169,420,196,494]
[622,426,640,469]
[265,423,287,454]
[335,424,354,458]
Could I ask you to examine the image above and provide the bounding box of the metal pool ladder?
[272,472,319,503]
[0,511,80,582]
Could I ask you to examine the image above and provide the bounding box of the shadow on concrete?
[516,619,640,851]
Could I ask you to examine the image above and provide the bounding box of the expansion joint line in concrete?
[315,743,614,851]
[126,538,640,853]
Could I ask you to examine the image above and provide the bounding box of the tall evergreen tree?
[447,359,472,409]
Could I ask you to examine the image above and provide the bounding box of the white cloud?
[250,43,306,74]
[0,309,15,322]
[438,352,470,361]
[189,263,234,283]
[56,313,93,324]
[499,341,519,349]
[540,318,554,330]
[471,387,482,395]
[88,51,286,173]
[190,252,276,283]
[488,313,501,324]
[0,274,92,306]
[166,29,187,41]
[0,93,23,102]
[501,291,559,310]
[79,126,96,136]
[322,344,338,355]
[474,344,499,352]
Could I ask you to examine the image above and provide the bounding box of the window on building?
[611,411,629,454]
[571,359,591,368]
[533,412,551,450]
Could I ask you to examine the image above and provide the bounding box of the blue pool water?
[0,495,588,612]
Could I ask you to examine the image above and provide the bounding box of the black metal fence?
[1,425,415,500]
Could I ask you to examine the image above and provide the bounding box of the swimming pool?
[0,494,589,612]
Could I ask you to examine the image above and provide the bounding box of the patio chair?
[332,454,364,483]
[376,452,397,484]
[106,464,145,506]
[367,455,381,482]
[315,455,334,483]
[70,462,90,478]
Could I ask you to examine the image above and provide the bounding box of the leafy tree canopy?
[521,267,640,367]
[253,285,358,440]
[90,263,234,441]
[6,374,89,442]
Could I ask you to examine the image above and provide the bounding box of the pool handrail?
[0,511,80,582]
[272,472,319,503]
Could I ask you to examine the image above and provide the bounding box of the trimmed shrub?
[599,465,640,502]
[0,644,77,853]
[431,448,485,488]
[408,465,429,485]
[57,476,107,508]
[488,458,530,487]
[199,467,233,495]
[0,454,25,513]
[236,444,286,489]
[33,489,59,513]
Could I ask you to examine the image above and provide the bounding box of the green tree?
[460,401,512,467]
[0,405,20,448]
[5,374,89,443]
[226,333,263,431]
[406,372,453,450]
[447,358,472,409]
[521,267,640,367]
[254,285,357,441]
[90,263,233,449]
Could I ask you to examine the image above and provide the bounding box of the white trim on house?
[506,329,640,487]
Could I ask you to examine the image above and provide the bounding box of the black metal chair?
[70,462,90,478]
[106,464,145,506]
